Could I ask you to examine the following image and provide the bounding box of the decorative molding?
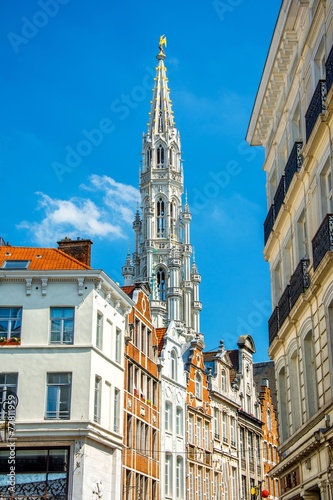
[77,277,84,296]
[41,278,48,296]
[25,278,32,296]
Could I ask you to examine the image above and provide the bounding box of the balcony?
[305,80,327,141]
[284,142,303,192]
[264,204,275,245]
[289,259,310,308]
[278,285,290,327]
[312,213,333,270]
[268,307,279,345]
[268,259,310,346]
[274,175,286,218]
[325,45,333,94]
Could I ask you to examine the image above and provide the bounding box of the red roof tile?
[156,327,167,355]
[0,246,90,271]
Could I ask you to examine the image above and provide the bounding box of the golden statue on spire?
[159,35,167,53]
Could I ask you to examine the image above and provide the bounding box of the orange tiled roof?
[0,246,91,271]
[156,327,167,355]
[122,285,136,298]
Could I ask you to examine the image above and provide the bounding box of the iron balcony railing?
[264,204,275,244]
[268,306,279,345]
[289,258,310,308]
[278,285,291,327]
[312,213,333,270]
[264,142,303,245]
[274,175,286,219]
[305,79,327,141]
[268,259,310,346]
[325,45,333,94]
[284,142,303,192]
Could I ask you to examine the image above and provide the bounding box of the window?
[198,467,203,500]
[189,465,194,498]
[2,260,30,269]
[46,373,71,419]
[290,349,301,431]
[0,448,69,498]
[267,408,272,431]
[170,200,176,235]
[94,376,102,423]
[50,307,74,344]
[241,475,247,500]
[126,415,132,448]
[197,417,202,447]
[176,457,184,499]
[256,434,261,462]
[188,413,194,443]
[221,369,226,391]
[113,387,120,432]
[96,312,103,349]
[115,328,122,363]
[240,427,245,458]
[171,349,177,379]
[157,198,165,237]
[214,407,220,439]
[157,267,166,300]
[303,330,318,417]
[204,421,209,449]
[248,432,253,461]
[278,366,288,441]
[0,373,18,420]
[296,209,308,261]
[319,159,333,217]
[157,144,165,167]
[195,372,202,400]
[165,401,172,432]
[0,307,22,340]
[231,468,237,500]
[282,237,293,287]
[230,417,236,447]
[146,147,152,168]
[176,407,183,436]
[205,470,210,499]
[165,454,172,497]
[222,413,227,443]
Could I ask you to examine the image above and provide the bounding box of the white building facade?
[0,245,133,499]
[247,1,333,498]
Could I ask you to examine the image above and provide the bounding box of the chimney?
[57,237,93,267]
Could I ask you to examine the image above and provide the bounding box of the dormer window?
[2,260,30,269]
[157,144,165,168]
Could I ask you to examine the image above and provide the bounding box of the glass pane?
[49,449,68,472]
[0,308,10,318]
[51,308,64,319]
[16,450,48,472]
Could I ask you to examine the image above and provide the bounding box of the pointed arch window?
[157,267,166,301]
[170,200,176,236]
[157,144,165,168]
[157,197,165,237]
[146,147,152,168]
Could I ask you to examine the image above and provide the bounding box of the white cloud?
[17,175,140,246]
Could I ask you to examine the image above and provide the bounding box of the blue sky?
[1,0,281,361]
